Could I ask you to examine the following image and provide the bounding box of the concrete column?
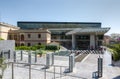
[72,34,76,49]
[90,34,95,49]
[96,35,98,48]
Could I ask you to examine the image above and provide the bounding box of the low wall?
[0,40,15,59]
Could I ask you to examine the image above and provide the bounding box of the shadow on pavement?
[113,75,120,79]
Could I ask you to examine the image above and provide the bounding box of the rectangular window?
[98,35,103,40]
[27,43,31,46]
[14,35,17,40]
[38,34,41,38]
[76,35,90,40]
[28,34,31,38]
[8,35,12,40]
[38,43,41,45]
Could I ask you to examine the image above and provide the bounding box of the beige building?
[0,22,51,46]
[8,29,51,46]
[0,22,19,40]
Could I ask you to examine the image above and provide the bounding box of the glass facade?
[18,22,101,29]
[76,35,90,50]
[76,35,90,40]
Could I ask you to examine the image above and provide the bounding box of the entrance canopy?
[66,28,110,35]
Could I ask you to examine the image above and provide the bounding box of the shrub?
[45,45,59,52]
[15,46,30,50]
[29,46,37,51]
[109,44,120,61]
[33,45,45,50]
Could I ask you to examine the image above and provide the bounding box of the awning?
[66,27,110,35]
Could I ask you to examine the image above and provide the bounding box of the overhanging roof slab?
[66,28,110,35]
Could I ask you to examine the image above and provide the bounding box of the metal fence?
[3,62,84,79]
[1,50,104,79]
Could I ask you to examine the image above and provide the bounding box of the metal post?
[44,69,46,79]
[52,53,54,65]
[98,57,103,78]
[8,50,10,59]
[60,66,62,78]
[21,50,23,61]
[12,62,14,79]
[1,50,4,58]
[69,53,75,72]
[35,52,37,63]
[54,66,55,79]
[29,64,31,79]
[46,54,50,68]
[13,51,16,62]
[28,52,31,64]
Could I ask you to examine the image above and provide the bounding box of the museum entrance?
[76,35,90,50]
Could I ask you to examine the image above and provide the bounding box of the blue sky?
[0,0,120,35]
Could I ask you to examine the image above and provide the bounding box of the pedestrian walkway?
[2,50,120,79]
[74,50,120,79]
[101,51,120,79]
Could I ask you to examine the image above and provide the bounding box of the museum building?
[17,22,110,50]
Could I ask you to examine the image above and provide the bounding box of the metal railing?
[3,62,85,79]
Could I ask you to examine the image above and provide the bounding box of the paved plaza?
[2,50,120,79]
